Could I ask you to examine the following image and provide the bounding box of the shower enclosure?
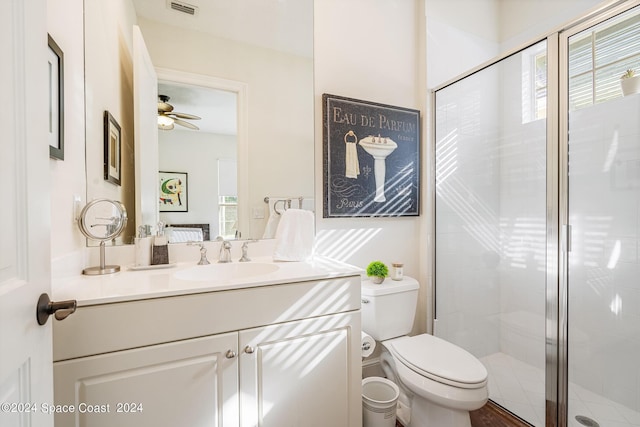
[433,2,640,426]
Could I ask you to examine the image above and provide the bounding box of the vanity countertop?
[52,256,363,306]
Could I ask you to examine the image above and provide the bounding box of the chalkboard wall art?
[322,94,420,218]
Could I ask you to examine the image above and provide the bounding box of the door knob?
[36,293,77,325]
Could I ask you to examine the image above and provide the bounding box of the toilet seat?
[386,334,488,389]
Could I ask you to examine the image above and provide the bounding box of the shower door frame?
[557,2,640,427]
[430,1,639,426]
[431,37,562,425]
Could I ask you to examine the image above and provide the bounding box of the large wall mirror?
[84,0,314,245]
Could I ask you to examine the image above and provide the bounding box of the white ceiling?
[133,0,313,58]
[134,0,312,135]
[158,82,237,134]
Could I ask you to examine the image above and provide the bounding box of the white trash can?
[362,376,400,427]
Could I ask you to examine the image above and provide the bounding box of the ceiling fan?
[157,94,201,131]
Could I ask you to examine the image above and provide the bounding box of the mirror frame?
[152,68,250,241]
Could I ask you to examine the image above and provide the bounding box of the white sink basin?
[358,135,397,159]
[174,262,280,283]
[358,135,398,202]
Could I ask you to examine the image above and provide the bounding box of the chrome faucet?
[217,237,232,263]
[239,240,258,262]
[188,242,210,265]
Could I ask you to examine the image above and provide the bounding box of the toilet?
[361,276,488,427]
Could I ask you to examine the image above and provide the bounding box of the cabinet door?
[239,311,360,427]
[54,332,239,427]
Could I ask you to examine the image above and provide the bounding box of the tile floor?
[481,352,640,427]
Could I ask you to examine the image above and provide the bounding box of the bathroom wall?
[47,0,88,277]
[47,0,427,295]
[498,0,605,52]
[425,0,501,89]
[313,0,428,335]
[48,0,139,276]
[158,131,237,237]
[426,0,608,91]
[46,0,613,321]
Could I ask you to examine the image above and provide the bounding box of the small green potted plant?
[366,261,389,284]
[620,68,640,96]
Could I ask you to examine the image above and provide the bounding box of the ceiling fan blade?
[174,118,200,130]
[168,112,201,120]
[157,102,174,113]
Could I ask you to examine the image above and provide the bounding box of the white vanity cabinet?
[54,332,240,426]
[52,274,362,427]
[239,312,357,427]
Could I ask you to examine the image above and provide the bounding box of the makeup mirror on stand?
[78,199,128,275]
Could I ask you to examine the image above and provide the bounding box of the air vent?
[167,0,198,16]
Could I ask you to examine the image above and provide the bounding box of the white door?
[0,1,54,427]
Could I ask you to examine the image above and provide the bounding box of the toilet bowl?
[361,277,489,427]
[379,335,488,426]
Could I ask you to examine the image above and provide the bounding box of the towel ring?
[273,199,287,215]
[344,130,357,144]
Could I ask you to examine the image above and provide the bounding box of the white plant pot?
[620,75,640,96]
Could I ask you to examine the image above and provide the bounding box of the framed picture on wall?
[322,94,421,218]
[159,171,188,212]
[48,34,64,160]
[103,111,122,185]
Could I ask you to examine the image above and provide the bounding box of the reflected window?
[218,196,238,239]
[522,44,548,123]
[569,10,640,110]
[217,158,238,239]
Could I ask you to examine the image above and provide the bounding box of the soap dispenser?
[151,222,170,265]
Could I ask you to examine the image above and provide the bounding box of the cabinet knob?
[244,345,255,354]
[225,350,236,359]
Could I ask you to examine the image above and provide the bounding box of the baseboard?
[362,357,384,378]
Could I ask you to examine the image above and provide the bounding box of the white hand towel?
[272,209,315,262]
[345,141,360,178]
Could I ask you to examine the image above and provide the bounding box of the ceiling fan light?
[157,115,174,128]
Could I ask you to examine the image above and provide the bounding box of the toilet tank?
[361,276,419,341]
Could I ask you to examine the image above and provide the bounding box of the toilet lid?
[388,334,487,389]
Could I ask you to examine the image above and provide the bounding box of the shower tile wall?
[435,66,502,358]
[435,42,547,426]
[568,94,640,413]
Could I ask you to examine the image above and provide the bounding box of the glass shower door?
[565,5,640,427]
[434,41,548,426]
